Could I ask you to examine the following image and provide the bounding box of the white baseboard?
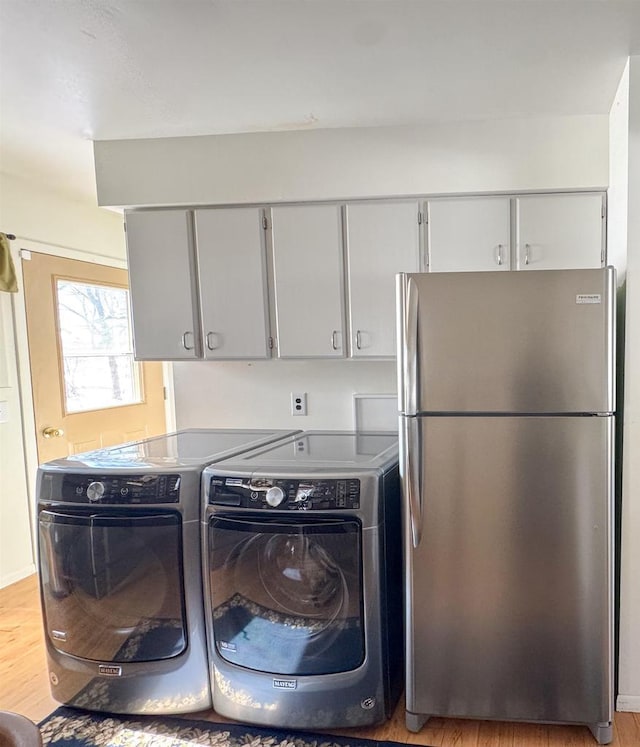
[0,563,36,590]
[616,695,640,712]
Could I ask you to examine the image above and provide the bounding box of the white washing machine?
[36,428,298,714]
[202,430,404,729]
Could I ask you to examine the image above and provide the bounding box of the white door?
[346,201,421,358]
[427,197,511,272]
[515,193,605,270]
[194,208,271,359]
[270,205,345,358]
[125,210,201,359]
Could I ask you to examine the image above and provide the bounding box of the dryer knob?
[87,481,106,503]
[265,486,285,507]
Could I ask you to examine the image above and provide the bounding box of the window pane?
[56,280,142,413]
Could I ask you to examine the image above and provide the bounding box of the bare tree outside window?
[56,280,142,413]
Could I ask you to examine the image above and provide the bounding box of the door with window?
[22,252,166,463]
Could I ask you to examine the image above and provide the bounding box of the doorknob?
[42,426,64,439]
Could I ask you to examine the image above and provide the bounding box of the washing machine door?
[209,515,364,676]
[38,509,187,663]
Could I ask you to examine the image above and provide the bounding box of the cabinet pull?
[331,330,340,351]
[524,243,531,265]
[206,332,219,351]
[356,330,363,350]
[496,244,504,266]
[182,331,194,351]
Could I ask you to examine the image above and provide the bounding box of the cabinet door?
[194,208,271,359]
[516,193,605,270]
[346,201,420,358]
[125,210,201,360]
[270,205,345,358]
[427,197,511,272]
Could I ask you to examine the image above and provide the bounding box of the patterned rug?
[38,707,423,747]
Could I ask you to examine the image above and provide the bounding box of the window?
[55,280,142,413]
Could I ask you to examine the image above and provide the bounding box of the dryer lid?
[39,429,300,471]
[208,430,399,473]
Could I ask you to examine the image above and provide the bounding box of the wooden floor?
[1,574,639,746]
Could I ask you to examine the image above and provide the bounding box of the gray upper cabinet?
[270,204,346,358]
[427,192,605,273]
[194,208,271,359]
[125,207,271,361]
[427,196,512,272]
[515,193,605,270]
[125,209,202,360]
[124,192,605,363]
[345,201,421,358]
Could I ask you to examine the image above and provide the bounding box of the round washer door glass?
[209,515,364,676]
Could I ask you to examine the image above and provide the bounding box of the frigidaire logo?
[99,665,122,677]
[576,294,602,305]
[273,678,297,690]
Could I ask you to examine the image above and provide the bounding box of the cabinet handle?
[524,243,531,265]
[181,331,194,351]
[331,330,340,351]
[496,244,504,266]
[356,330,363,350]
[206,332,219,351]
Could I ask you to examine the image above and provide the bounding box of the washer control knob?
[87,481,106,503]
[265,486,285,507]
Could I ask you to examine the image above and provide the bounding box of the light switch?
[0,401,8,423]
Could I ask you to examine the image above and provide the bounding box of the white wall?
[173,359,397,431]
[617,56,640,712]
[608,62,630,280]
[1,173,126,260]
[94,115,609,208]
[0,171,126,589]
[0,264,32,587]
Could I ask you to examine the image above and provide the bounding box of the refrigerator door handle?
[403,276,419,417]
[402,416,423,548]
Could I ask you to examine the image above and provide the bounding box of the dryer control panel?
[55,474,181,504]
[208,476,360,510]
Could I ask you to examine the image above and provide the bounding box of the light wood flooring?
[1,574,639,746]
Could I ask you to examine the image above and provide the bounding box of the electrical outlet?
[291,392,308,416]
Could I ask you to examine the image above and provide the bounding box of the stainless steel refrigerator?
[396,267,615,745]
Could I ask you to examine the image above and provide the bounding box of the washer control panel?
[58,474,181,504]
[209,476,360,510]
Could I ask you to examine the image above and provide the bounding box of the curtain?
[0,233,18,292]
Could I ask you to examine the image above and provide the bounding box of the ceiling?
[1,0,640,205]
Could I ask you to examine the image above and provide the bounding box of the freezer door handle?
[403,276,419,416]
[402,416,422,548]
